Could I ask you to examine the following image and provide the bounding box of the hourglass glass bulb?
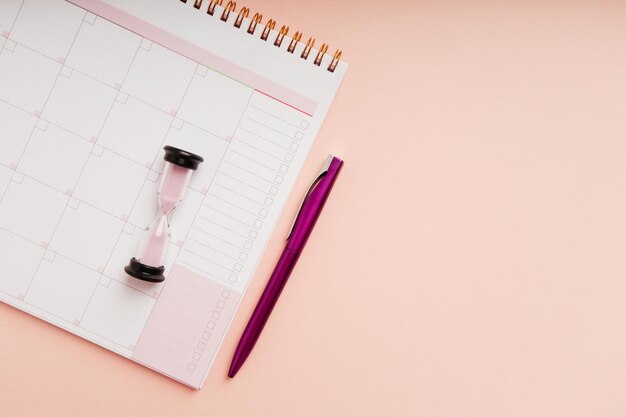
[125,146,203,283]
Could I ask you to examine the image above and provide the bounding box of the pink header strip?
[67,0,318,116]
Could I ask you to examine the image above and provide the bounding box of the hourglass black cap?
[124,257,165,283]
[163,146,204,170]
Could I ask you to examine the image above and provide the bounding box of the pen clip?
[286,155,334,240]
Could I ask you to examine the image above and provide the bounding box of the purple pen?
[228,155,344,378]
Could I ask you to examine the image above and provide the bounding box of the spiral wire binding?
[260,19,275,41]
[179,0,341,72]
[221,1,236,21]
[300,37,315,60]
[287,31,302,53]
[207,0,221,16]
[234,7,249,28]
[274,25,289,47]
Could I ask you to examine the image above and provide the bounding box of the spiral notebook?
[0,0,345,388]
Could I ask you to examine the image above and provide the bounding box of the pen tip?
[228,361,240,378]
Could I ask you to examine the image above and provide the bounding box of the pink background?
[2,0,626,416]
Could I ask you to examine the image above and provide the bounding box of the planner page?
[0,0,346,388]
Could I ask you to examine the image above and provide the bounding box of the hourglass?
[125,146,204,283]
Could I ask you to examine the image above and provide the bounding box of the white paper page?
[0,0,346,388]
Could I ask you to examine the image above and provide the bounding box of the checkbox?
[3,39,16,52]
[123,223,135,235]
[35,118,49,131]
[248,230,257,239]
[228,273,237,283]
[84,12,96,24]
[269,186,278,196]
[207,321,216,330]
[300,120,309,129]
[195,65,208,77]
[290,142,299,152]
[279,164,288,173]
[243,241,252,250]
[239,252,248,261]
[202,331,210,340]
[197,342,206,350]
[254,219,263,228]
[99,275,111,287]
[140,38,152,50]
[295,131,304,140]
[234,263,242,272]
[68,197,80,209]
[147,170,160,183]
[187,363,196,371]
[171,118,184,130]
[274,175,283,184]
[259,208,268,218]
[284,153,294,162]
[92,145,104,157]
[11,172,24,184]
[43,250,56,262]
[221,290,230,298]
[115,92,129,104]
[264,197,273,206]
[60,65,73,78]
[211,310,220,319]
[216,300,225,309]
[192,352,201,361]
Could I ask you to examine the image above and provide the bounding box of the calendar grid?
[0,0,341,388]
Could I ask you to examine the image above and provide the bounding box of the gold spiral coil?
[234,7,249,28]
[287,31,302,53]
[327,50,342,73]
[260,19,276,41]
[300,37,315,60]
[274,25,289,47]
[247,12,262,34]
[313,43,328,66]
[207,0,222,16]
[221,1,236,21]
[181,0,341,72]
